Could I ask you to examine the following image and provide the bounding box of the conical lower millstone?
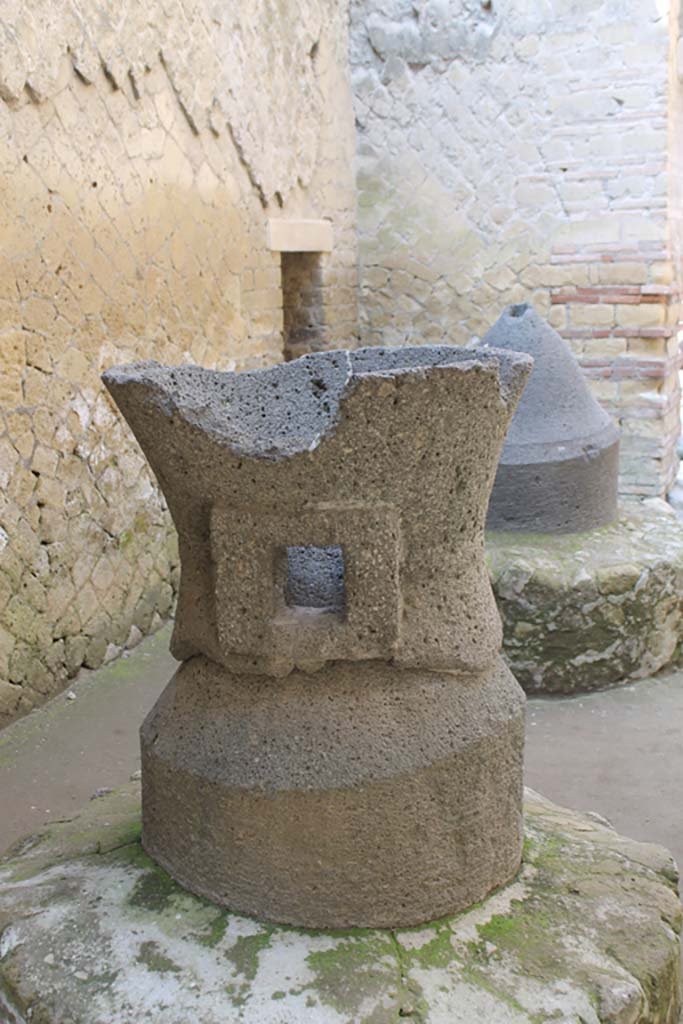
[480,303,620,533]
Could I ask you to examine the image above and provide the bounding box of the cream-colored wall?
[670,0,683,379]
[0,1,358,726]
[351,0,681,499]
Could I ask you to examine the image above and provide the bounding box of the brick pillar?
[548,249,680,497]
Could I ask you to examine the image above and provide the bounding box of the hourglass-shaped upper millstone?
[480,304,620,533]
[103,345,532,677]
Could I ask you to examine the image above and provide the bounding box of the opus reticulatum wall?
[350,0,683,499]
[0,1,359,726]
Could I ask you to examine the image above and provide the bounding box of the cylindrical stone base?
[486,433,620,534]
[140,656,525,929]
[487,501,683,694]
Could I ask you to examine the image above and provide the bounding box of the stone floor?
[1,621,682,882]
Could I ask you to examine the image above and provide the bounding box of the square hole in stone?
[284,545,346,613]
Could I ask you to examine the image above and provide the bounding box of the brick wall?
[350,0,681,497]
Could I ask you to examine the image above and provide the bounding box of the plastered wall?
[0,1,358,726]
[351,0,682,498]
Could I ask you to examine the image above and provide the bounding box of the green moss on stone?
[226,931,273,982]
[197,912,230,948]
[462,964,544,1023]
[127,862,180,912]
[133,511,151,535]
[304,931,399,1015]
[475,902,558,969]
[523,831,564,870]
[400,923,457,971]
[136,940,181,975]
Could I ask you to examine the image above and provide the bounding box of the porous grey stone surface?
[141,656,525,928]
[0,784,680,1024]
[488,499,683,694]
[104,346,531,677]
[103,345,532,928]
[285,545,346,609]
[480,303,620,533]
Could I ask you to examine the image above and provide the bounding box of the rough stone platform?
[487,500,683,694]
[0,785,679,1024]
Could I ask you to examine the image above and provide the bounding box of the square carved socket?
[283,545,346,614]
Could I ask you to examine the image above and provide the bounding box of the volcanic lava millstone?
[478,305,683,696]
[103,344,532,929]
[480,302,620,534]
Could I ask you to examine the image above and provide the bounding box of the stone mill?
[103,344,532,928]
[0,345,678,1024]
[482,302,620,533]
[481,303,683,694]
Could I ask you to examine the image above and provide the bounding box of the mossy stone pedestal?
[0,784,680,1023]
[487,500,683,694]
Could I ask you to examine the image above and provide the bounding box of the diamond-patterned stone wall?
[0,2,359,727]
[350,0,682,499]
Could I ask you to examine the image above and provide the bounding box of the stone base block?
[487,500,683,694]
[0,785,679,1024]
[140,655,525,928]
